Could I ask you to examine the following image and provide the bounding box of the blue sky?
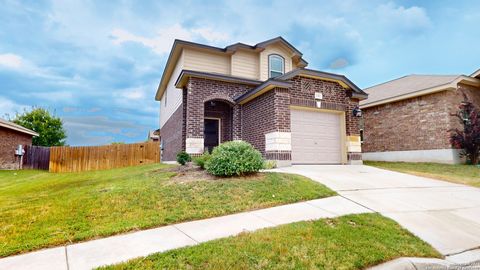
[0,0,478,146]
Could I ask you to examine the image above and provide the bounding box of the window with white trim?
[269,54,284,78]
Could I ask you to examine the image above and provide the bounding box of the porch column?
[185,84,204,155]
[345,101,362,164]
[265,88,292,167]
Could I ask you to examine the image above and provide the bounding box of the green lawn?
[99,213,441,270]
[0,164,334,257]
[365,161,480,187]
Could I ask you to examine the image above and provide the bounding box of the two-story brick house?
[156,37,367,166]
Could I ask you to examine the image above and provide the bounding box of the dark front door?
[204,118,219,153]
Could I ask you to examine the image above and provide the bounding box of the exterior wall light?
[352,106,362,117]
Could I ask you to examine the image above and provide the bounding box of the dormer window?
[269,54,284,78]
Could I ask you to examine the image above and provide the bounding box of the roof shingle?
[0,118,39,136]
[361,74,459,106]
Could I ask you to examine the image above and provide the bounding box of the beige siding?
[231,50,259,80]
[259,44,293,81]
[160,51,184,128]
[183,48,230,75]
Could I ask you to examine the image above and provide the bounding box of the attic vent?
[302,80,312,92]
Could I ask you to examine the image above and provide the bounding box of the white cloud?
[376,3,432,32]
[0,97,28,119]
[28,91,74,102]
[110,24,230,55]
[111,85,158,115]
[0,52,82,87]
[0,53,23,69]
[114,86,147,100]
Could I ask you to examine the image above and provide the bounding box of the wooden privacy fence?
[49,142,160,173]
[23,145,50,170]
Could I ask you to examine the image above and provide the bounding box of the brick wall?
[363,86,480,153]
[160,104,184,161]
[241,88,292,160]
[362,91,454,152]
[0,127,32,169]
[166,75,362,162]
[457,83,480,105]
[241,90,276,155]
[289,76,361,136]
[241,87,292,160]
[185,77,253,141]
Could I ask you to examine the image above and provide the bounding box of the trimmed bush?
[206,141,264,177]
[176,151,191,165]
[193,152,211,169]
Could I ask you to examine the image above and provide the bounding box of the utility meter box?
[15,145,24,156]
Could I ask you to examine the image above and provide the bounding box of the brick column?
[185,81,204,155]
[265,88,292,167]
[345,97,362,164]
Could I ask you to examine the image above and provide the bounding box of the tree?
[449,94,480,165]
[13,108,67,146]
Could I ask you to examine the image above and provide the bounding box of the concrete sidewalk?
[0,196,371,270]
[273,165,480,261]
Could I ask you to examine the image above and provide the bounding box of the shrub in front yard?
[449,93,480,165]
[193,152,211,169]
[206,141,264,177]
[176,151,191,165]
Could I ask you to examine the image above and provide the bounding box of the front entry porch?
[204,100,233,153]
[186,99,235,155]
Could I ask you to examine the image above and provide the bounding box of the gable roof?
[360,74,480,108]
[278,68,368,99]
[0,118,39,136]
[255,37,303,57]
[234,68,367,104]
[155,37,307,100]
[471,68,480,79]
[235,79,292,104]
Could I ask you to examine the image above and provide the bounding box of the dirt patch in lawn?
[168,163,216,182]
[162,163,262,183]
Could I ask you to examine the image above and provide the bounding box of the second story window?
[269,54,284,78]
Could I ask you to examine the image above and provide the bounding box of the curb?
[368,257,480,270]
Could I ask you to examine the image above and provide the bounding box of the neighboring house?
[0,118,39,169]
[360,69,480,164]
[156,37,367,166]
[147,129,160,142]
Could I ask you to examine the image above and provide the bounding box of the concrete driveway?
[273,165,480,261]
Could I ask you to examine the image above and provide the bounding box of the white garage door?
[291,109,343,164]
